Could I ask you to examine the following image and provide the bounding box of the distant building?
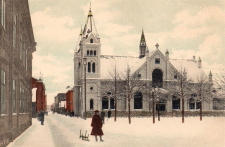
[0,0,36,146]
[73,8,213,117]
[54,93,66,113]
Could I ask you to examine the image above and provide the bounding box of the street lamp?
[83,58,87,120]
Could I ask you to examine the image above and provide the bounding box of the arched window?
[88,62,91,73]
[78,62,81,67]
[94,50,96,56]
[87,50,89,56]
[90,99,94,110]
[90,38,93,43]
[90,50,93,56]
[172,95,180,109]
[152,69,163,87]
[102,97,108,109]
[110,98,114,109]
[134,92,142,109]
[92,63,95,73]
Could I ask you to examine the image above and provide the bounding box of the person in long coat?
[38,111,45,125]
[91,110,104,142]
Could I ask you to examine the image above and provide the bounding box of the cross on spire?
[155,43,159,49]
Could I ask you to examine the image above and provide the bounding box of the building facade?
[73,8,213,117]
[0,0,36,146]
[54,93,66,113]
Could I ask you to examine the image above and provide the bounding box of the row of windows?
[172,96,201,110]
[0,69,29,114]
[1,1,29,70]
[87,50,97,56]
[88,62,96,73]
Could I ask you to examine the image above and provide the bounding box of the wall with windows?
[0,0,36,146]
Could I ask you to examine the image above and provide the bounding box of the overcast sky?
[29,0,225,105]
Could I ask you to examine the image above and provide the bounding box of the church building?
[73,8,213,117]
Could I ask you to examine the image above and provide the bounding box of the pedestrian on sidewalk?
[108,109,111,119]
[100,110,105,124]
[38,110,45,125]
[91,110,104,142]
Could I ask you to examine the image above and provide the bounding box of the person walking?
[38,111,45,125]
[107,109,112,119]
[100,110,105,124]
[91,110,104,142]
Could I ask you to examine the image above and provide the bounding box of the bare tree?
[121,65,144,124]
[168,66,192,123]
[142,81,169,123]
[192,74,210,121]
[215,69,225,89]
[97,65,125,122]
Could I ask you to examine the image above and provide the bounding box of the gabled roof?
[100,55,146,79]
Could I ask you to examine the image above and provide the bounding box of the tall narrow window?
[0,69,6,114]
[13,15,17,48]
[1,0,6,28]
[25,49,28,71]
[87,50,89,56]
[90,99,93,110]
[12,80,16,113]
[88,62,91,73]
[19,87,22,113]
[20,33,23,60]
[172,95,180,109]
[90,38,93,43]
[90,50,93,56]
[102,97,108,109]
[94,50,96,56]
[92,63,95,73]
[110,98,114,109]
[134,92,143,109]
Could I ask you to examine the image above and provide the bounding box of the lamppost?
[83,58,87,120]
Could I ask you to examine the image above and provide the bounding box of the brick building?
[66,90,74,116]
[0,0,36,146]
[32,77,47,112]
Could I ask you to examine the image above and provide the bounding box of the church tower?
[139,29,147,58]
[73,6,101,116]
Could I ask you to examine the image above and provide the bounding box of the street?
[7,113,225,147]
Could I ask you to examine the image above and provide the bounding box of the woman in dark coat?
[91,110,104,142]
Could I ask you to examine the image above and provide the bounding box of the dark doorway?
[110,98,114,109]
[134,92,143,109]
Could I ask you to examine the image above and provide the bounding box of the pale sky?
[28,0,225,105]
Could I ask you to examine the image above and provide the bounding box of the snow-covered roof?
[169,59,207,82]
[100,55,146,79]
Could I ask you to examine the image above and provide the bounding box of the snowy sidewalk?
[7,116,55,147]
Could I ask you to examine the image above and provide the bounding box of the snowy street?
[7,113,225,147]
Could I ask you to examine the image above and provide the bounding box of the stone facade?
[0,0,36,146]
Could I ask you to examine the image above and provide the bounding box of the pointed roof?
[82,7,99,39]
[140,29,146,46]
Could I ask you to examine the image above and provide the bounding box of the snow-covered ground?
[7,113,225,147]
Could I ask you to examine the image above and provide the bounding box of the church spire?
[82,4,98,40]
[140,29,146,46]
[139,29,147,58]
